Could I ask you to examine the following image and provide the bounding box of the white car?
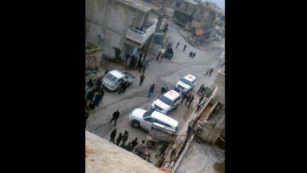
[151,90,181,114]
[129,108,179,133]
[175,74,196,93]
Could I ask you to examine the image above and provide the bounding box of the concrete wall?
[86,0,107,46]
[86,0,158,58]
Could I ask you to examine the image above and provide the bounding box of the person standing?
[92,92,101,108]
[121,130,129,148]
[187,95,194,107]
[185,94,191,106]
[116,133,123,146]
[206,68,211,76]
[99,86,104,103]
[110,128,117,143]
[176,42,180,49]
[180,91,187,105]
[125,53,130,66]
[197,84,205,95]
[139,73,145,86]
[131,138,139,149]
[199,95,204,104]
[148,84,155,97]
[192,52,196,59]
[110,110,120,126]
[189,51,193,58]
[183,45,187,52]
[118,81,125,94]
[122,80,128,93]
[209,68,214,76]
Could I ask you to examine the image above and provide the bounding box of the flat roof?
[183,0,199,5]
[119,0,162,12]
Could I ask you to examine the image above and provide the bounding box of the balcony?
[126,22,157,46]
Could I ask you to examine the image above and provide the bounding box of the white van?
[129,108,179,134]
[151,90,181,114]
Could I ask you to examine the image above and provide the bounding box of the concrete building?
[172,0,199,29]
[171,0,224,41]
[86,0,172,59]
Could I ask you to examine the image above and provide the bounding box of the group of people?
[125,52,148,73]
[109,128,150,160]
[85,78,105,111]
[189,51,196,58]
[180,91,195,108]
[110,128,131,148]
[197,83,206,97]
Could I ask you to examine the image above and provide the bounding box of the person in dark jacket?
[92,92,101,108]
[121,130,129,148]
[116,133,123,146]
[99,86,104,102]
[176,42,180,49]
[192,52,196,59]
[183,45,187,52]
[139,73,145,86]
[187,95,194,107]
[185,94,191,105]
[148,84,155,97]
[110,128,117,143]
[131,138,139,149]
[110,110,120,126]
[180,91,187,105]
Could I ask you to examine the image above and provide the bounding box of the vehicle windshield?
[104,73,117,82]
[180,78,193,86]
[143,110,154,118]
[159,95,173,105]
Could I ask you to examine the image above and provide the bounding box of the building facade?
[86,0,171,59]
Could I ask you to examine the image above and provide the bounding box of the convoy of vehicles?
[101,70,197,138]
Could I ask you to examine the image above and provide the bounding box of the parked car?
[175,74,196,93]
[151,90,181,114]
[129,108,179,134]
[102,70,136,91]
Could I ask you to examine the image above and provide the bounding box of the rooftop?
[183,0,199,5]
[119,0,162,12]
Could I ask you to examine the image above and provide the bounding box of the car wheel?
[131,120,140,128]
